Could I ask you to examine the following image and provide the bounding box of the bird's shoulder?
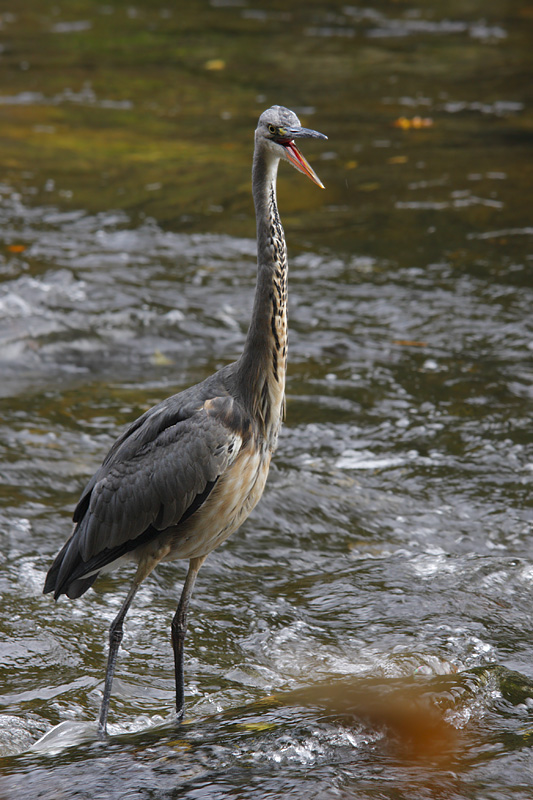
[78,366,240,489]
[104,369,245,465]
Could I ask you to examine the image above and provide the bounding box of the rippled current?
[1,1,533,798]
[2,185,533,797]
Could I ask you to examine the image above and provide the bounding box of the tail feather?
[43,535,99,600]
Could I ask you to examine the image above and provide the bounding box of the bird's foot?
[97,722,108,741]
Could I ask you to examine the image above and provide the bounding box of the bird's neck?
[236,148,288,445]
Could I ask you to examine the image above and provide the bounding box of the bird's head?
[256,106,327,189]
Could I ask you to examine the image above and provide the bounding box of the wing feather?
[45,390,248,598]
[78,399,243,560]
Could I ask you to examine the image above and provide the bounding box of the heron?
[44,105,327,735]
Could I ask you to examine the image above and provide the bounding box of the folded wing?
[44,393,247,599]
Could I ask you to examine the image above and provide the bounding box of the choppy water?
[1,1,533,798]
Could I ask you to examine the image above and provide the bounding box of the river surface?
[1,1,532,798]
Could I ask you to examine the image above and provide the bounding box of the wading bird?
[44,106,327,734]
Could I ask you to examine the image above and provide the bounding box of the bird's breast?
[165,442,272,561]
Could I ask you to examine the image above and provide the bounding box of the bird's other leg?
[172,555,206,721]
[98,580,140,737]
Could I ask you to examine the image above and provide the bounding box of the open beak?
[282,126,328,189]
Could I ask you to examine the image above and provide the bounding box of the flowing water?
[1,1,532,798]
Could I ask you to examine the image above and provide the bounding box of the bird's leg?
[172,556,206,720]
[98,580,140,737]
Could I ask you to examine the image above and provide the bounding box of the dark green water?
[1,1,532,798]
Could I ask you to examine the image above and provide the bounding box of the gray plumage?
[46,369,244,598]
[44,105,327,734]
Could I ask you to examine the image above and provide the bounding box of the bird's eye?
[268,124,277,135]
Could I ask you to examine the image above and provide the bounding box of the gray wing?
[79,399,242,559]
[45,392,247,598]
